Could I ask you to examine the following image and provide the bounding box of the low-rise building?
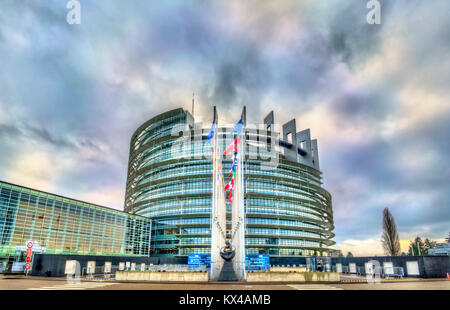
[428,243,450,256]
[0,181,152,272]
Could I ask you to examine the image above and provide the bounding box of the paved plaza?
[0,277,449,290]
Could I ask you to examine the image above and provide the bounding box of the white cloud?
[77,186,125,210]
[4,150,75,193]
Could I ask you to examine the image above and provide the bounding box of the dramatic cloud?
[0,0,448,254]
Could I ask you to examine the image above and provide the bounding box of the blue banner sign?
[188,254,270,271]
[246,254,270,271]
[188,254,211,267]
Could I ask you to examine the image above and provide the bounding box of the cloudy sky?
[0,0,449,255]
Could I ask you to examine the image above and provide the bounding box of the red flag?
[224,137,241,155]
[234,137,240,151]
[228,189,233,202]
[224,178,234,191]
[224,143,234,155]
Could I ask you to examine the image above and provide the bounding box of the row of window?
[247,228,322,238]
[134,180,211,203]
[247,198,322,216]
[136,163,211,187]
[180,227,210,234]
[132,134,321,176]
[151,216,326,232]
[246,207,323,220]
[132,178,325,208]
[132,114,185,151]
[177,237,320,247]
[247,218,323,230]
[143,208,211,217]
[177,247,324,256]
[180,237,211,245]
[130,158,322,191]
[246,238,320,247]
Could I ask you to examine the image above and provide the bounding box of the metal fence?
[384,266,404,279]
[332,264,404,279]
[269,264,309,271]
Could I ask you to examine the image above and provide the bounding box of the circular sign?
[24,263,31,270]
[27,241,33,248]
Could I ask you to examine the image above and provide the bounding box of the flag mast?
[231,106,246,281]
[210,106,227,280]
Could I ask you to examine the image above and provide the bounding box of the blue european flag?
[229,119,242,137]
[207,120,215,144]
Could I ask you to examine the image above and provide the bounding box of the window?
[406,261,419,276]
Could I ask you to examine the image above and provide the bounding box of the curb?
[80,278,116,282]
[341,278,450,284]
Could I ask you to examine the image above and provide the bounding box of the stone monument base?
[218,261,239,281]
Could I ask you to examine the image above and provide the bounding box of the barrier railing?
[384,266,404,279]
[80,264,209,280]
[332,263,405,280]
[268,264,308,272]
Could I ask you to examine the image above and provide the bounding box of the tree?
[424,238,436,255]
[408,237,436,256]
[408,241,417,255]
[338,252,344,258]
[381,208,401,256]
[346,252,353,258]
[408,242,415,256]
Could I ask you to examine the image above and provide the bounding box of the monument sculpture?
[209,107,247,281]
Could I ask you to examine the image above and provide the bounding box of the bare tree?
[381,208,401,256]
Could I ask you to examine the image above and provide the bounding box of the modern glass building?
[0,181,152,270]
[125,108,335,258]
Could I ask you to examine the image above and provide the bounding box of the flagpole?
[210,106,227,280]
[238,107,246,280]
[210,107,218,280]
[231,107,246,281]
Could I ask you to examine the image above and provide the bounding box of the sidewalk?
[340,274,450,284]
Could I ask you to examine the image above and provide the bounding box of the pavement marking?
[341,278,426,283]
[28,282,118,290]
[288,284,343,290]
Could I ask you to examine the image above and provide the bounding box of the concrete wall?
[282,119,297,162]
[31,254,186,277]
[116,271,208,282]
[270,266,307,272]
[296,129,312,167]
[422,256,450,278]
[31,254,449,279]
[247,272,339,283]
[311,139,320,170]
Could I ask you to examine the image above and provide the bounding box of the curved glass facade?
[125,108,334,257]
